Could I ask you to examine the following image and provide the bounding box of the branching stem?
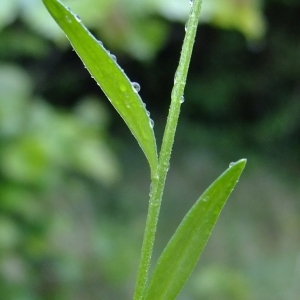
[133,1,203,299]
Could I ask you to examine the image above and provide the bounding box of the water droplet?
[180,96,185,103]
[98,40,103,46]
[132,82,140,93]
[66,6,71,11]
[149,119,154,128]
[110,54,117,62]
[75,14,82,22]
[229,162,235,168]
[146,110,150,117]
[185,22,188,32]
[189,0,194,6]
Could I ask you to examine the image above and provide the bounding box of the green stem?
[133,1,203,299]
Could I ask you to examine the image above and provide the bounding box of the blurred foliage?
[0,0,265,60]
[0,0,300,299]
[190,265,251,299]
[0,63,124,299]
[0,64,119,186]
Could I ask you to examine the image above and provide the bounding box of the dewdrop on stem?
[75,14,81,22]
[132,82,141,93]
[149,119,154,128]
[110,54,117,62]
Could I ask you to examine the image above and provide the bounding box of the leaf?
[42,0,158,176]
[143,159,247,300]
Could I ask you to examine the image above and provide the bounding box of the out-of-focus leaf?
[0,217,21,249]
[43,0,158,176]
[190,265,251,299]
[144,159,246,300]
[0,73,120,186]
[22,0,113,42]
[123,18,169,60]
[0,30,49,58]
[0,64,31,137]
[207,0,266,40]
[0,0,19,30]
[158,0,265,40]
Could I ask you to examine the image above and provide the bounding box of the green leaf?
[143,159,247,300]
[42,0,158,176]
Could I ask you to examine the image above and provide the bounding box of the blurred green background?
[0,0,300,299]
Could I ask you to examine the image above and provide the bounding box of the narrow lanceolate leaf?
[43,0,158,176]
[144,159,247,300]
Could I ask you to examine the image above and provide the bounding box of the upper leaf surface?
[144,159,246,300]
[43,0,158,175]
